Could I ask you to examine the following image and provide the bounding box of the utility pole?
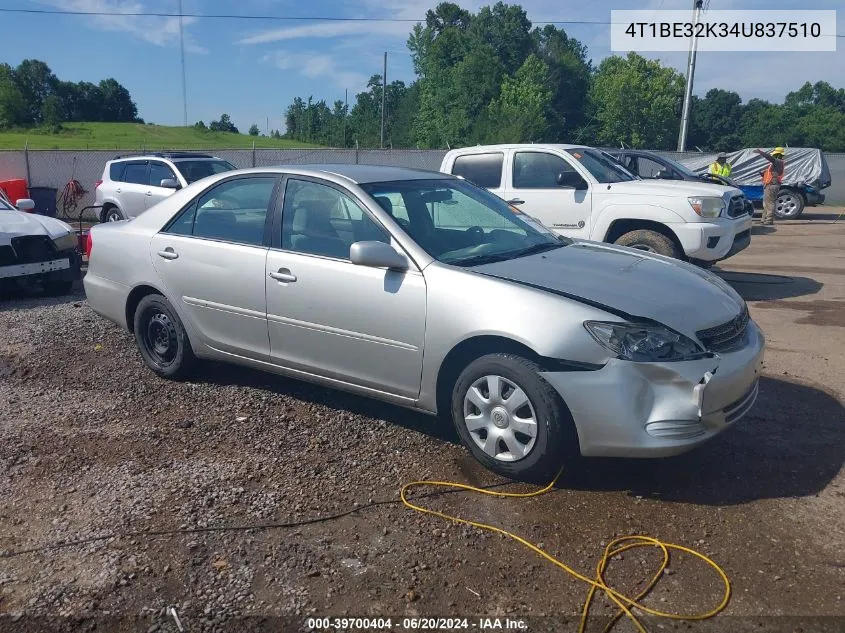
[177,0,188,126]
[380,52,387,149]
[344,88,348,148]
[677,0,704,152]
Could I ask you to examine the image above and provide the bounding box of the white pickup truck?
[440,144,753,265]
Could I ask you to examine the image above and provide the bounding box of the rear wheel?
[102,205,125,223]
[451,353,578,481]
[133,294,196,380]
[775,190,805,219]
[614,229,681,259]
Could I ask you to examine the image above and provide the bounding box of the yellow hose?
[400,468,731,633]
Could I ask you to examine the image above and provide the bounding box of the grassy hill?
[0,122,323,150]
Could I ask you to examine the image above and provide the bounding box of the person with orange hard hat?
[755,146,785,226]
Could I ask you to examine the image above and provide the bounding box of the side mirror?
[160,178,180,189]
[15,198,36,212]
[556,172,587,190]
[350,241,408,270]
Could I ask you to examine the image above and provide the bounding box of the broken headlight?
[583,321,704,362]
[52,232,79,252]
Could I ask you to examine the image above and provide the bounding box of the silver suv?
[94,152,236,222]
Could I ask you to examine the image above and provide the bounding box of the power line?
[0,7,608,24]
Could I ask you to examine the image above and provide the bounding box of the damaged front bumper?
[541,321,765,458]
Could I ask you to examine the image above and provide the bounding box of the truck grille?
[727,195,749,218]
[10,236,55,264]
[697,305,749,352]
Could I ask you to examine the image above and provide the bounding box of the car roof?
[271,163,455,184]
[445,143,588,154]
[111,153,224,162]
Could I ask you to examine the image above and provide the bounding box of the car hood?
[0,210,73,245]
[470,241,745,337]
[606,180,742,199]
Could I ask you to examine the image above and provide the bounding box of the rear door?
[150,174,279,360]
[118,161,151,218]
[146,160,179,209]
[503,150,592,239]
[450,152,506,200]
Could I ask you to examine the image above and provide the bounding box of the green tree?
[588,52,684,149]
[13,59,58,124]
[249,123,260,136]
[41,94,64,132]
[210,113,239,134]
[483,54,552,142]
[97,78,138,122]
[0,64,28,128]
[688,88,743,151]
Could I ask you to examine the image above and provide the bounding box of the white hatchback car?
[95,152,235,223]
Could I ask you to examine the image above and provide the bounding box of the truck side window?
[513,152,576,189]
[452,153,504,188]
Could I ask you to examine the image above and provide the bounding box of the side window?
[372,192,410,225]
[149,161,177,187]
[513,152,576,189]
[164,177,275,245]
[109,162,126,182]
[637,157,666,179]
[122,162,149,185]
[619,155,637,174]
[282,179,390,259]
[452,153,504,188]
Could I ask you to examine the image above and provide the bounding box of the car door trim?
[183,296,267,321]
[265,312,419,351]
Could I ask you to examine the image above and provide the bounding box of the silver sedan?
[83,165,764,480]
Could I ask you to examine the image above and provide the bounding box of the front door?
[146,160,179,210]
[265,177,426,398]
[504,151,592,239]
[150,175,279,360]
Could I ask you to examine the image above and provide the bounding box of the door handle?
[269,269,297,283]
[116,188,122,194]
[157,248,179,260]
[507,198,525,205]
[145,191,152,196]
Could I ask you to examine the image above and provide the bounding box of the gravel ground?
[2,210,845,633]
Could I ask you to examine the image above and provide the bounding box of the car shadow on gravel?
[714,270,823,302]
[561,376,845,506]
[0,282,85,310]
[195,362,460,444]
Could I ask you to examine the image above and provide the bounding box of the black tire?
[102,205,125,223]
[451,353,578,481]
[775,190,805,219]
[614,229,681,259]
[133,294,197,380]
[44,280,74,296]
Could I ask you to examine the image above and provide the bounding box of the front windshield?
[566,148,636,183]
[361,178,568,266]
[176,160,236,184]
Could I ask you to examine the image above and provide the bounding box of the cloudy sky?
[2,0,842,133]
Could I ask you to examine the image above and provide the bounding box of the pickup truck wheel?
[451,353,578,482]
[614,229,681,259]
[775,190,805,219]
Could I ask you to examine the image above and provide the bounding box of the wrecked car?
[83,165,764,479]
[1,189,82,296]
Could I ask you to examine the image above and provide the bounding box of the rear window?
[451,153,504,188]
[109,162,126,181]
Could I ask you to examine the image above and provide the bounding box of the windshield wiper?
[449,253,515,267]
[508,242,567,259]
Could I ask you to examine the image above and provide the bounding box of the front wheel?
[451,354,578,481]
[614,229,681,259]
[133,294,197,380]
[775,190,805,219]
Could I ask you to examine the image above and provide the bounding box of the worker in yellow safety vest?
[756,147,785,226]
[709,153,733,178]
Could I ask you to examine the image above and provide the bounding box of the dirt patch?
[755,299,845,327]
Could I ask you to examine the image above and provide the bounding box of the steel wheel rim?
[463,374,538,462]
[142,309,178,368]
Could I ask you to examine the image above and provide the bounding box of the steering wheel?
[466,225,485,244]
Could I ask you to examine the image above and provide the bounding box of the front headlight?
[52,231,79,252]
[688,196,725,218]
[584,321,704,362]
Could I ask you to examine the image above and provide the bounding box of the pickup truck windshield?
[361,178,568,267]
[566,148,636,183]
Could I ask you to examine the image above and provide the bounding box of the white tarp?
[679,148,832,189]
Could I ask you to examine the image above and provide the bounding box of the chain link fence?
[1,147,842,221]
